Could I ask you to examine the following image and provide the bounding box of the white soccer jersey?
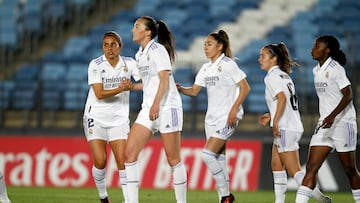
[194,53,246,125]
[264,66,304,132]
[84,55,140,127]
[313,57,356,123]
[135,39,182,110]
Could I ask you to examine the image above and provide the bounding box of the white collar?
[209,53,225,66]
[139,39,155,56]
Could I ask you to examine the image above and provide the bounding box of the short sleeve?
[88,60,102,85]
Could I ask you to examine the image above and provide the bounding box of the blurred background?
[0,0,360,192]
[0,0,359,136]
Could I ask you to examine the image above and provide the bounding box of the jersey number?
[87,118,94,128]
[287,83,298,111]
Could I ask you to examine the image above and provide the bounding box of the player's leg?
[125,123,152,203]
[281,149,331,203]
[203,137,231,202]
[84,115,110,202]
[271,145,287,203]
[203,122,235,203]
[295,146,331,203]
[161,131,187,203]
[109,139,128,203]
[335,122,360,203]
[216,151,229,203]
[109,124,129,203]
[89,139,109,201]
[338,151,360,203]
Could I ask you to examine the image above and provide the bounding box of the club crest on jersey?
[217,65,222,72]
[123,66,128,72]
[325,71,329,78]
[147,55,150,61]
[88,128,93,134]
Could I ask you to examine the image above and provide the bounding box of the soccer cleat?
[100,197,111,203]
[322,195,332,203]
[221,193,235,203]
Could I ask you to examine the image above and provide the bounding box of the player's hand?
[120,79,132,91]
[227,110,237,128]
[176,83,182,92]
[258,113,270,126]
[321,115,335,128]
[272,123,280,137]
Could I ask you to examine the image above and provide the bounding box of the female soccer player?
[296,35,360,203]
[258,42,331,203]
[124,16,187,203]
[177,30,250,203]
[83,31,139,203]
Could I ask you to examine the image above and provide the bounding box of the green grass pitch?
[6,186,354,203]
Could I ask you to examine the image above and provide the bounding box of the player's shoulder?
[220,56,237,67]
[150,41,161,49]
[329,59,345,72]
[221,56,234,63]
[265,70,279,80]
[149,42,167,54]
[90,55,105,66]
[122,56,136,62]
[122,56,137,67]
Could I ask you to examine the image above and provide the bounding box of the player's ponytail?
[317,35,346,66]
[209,30,233,58]
[140,16,175,63]
[156,20,175,63]
[265,42,298,74]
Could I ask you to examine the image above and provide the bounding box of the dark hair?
[103,31,122,46]
[264,42,298,74]
[209,30,233,58]
[139,16,175,63]
[317,35,346,65]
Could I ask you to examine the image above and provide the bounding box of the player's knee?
[305,161,321,176]
[94,160,107,169]
[165,153,181,166]
[201,149,216,165]
[343,166,359,178]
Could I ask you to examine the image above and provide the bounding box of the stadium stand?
[0,0,359,133]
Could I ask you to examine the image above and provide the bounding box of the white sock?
[202,149,229,197]
[273,170,287,203]
[0,172,10,203]
[294,171,326,202]
[217,154,229,182]
[216,154,228,203]
[92,166,108,199]
[119,170,128,202]
[172,161,187,203]
[125,161,139,203]
[352,188,360,203]
[296,185,312,203]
